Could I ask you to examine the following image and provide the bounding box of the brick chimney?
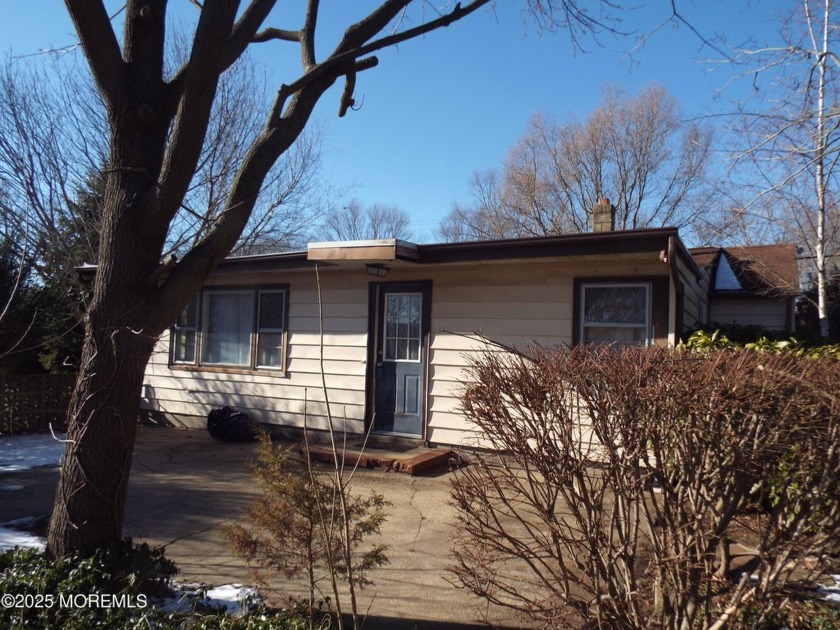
[593,198,615,233]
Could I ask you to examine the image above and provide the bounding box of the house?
[141,200,799,447]
[689,244,799,332]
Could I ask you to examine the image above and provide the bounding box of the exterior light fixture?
[366,264,390,277]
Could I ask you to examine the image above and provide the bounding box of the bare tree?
[0,49,322,269]
[317,198,414,241]
[40,0,625,559]
[726,0,840,338]
[167,49,325,256]
[436,85,715,242]
[0,58,104,273]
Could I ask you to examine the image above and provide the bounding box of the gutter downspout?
[666,235,684,346]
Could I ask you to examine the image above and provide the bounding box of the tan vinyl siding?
[418,259,667,446]
[143,272,369,433]
[143,256,675,446]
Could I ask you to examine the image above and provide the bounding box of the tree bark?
[47,0,175,557]
[47,136,176,556]
[814,0,832,339]
[47,323,157,556]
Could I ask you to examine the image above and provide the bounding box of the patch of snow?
[0,432,67,473]
[0,518,45,551]
[818,575,840,603]
[155,582,259,616]
[714,253,743,291]
[204,584,259,612]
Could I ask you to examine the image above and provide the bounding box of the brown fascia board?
[77,251,318,278]
[75,230,702,279]
[207,228,701,274]
[214,249,313,274]
[418,228,701,274]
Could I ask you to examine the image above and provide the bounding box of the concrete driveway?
[0,426,526,629]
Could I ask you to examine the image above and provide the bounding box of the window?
[256,290,286,368]
[170,287,287,372]
[201,290,255,366]
[580,282,651,345]
[383,292,422,362]
[172,295,198,363]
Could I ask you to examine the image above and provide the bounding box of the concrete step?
[303,444,456,476]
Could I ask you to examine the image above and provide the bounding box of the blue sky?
[0,1,793,241]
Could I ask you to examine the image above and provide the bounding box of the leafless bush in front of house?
[449,345,840,629]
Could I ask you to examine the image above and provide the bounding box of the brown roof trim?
[418,227,668,258]
[417,228,703,277]
[79,230,704,279]
[214,250,311,274]
[206,228,703,276]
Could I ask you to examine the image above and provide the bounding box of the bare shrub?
[449,345,840,629]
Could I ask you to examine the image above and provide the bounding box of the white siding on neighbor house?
[709,298,789,331]
[143,256,673,446]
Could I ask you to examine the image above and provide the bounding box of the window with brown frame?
[170,286,288,372]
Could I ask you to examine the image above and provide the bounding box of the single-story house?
[141,201,800,446]
[689,244,799,332]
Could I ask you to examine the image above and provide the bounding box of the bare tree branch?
[62,0,125,111]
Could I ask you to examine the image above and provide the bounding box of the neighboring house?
[141,201,799,447]
[689,244,799,332]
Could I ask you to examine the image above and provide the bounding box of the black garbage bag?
[207,406,259,442]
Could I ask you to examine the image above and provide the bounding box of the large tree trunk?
[46,171,172,557]
[46,67,173,555]
[46,322,157,557]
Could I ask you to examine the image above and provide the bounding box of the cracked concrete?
[0,426,527,629]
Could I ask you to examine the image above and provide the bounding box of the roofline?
[207,228,702,275]
[420,227,678,255]
[76,229,704,276]
[214,249,311,273]
[417,228,703,277]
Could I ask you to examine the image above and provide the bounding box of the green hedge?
[682,328,840,359]
[0,540,333,629]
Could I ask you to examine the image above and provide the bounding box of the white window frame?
[579,282,652,346]
[171,294,198,364]
[255,289,286,370]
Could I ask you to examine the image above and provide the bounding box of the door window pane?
[383,292,422,362]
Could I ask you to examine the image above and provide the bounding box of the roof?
[216,228,702,277]
[689,244,800,298]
